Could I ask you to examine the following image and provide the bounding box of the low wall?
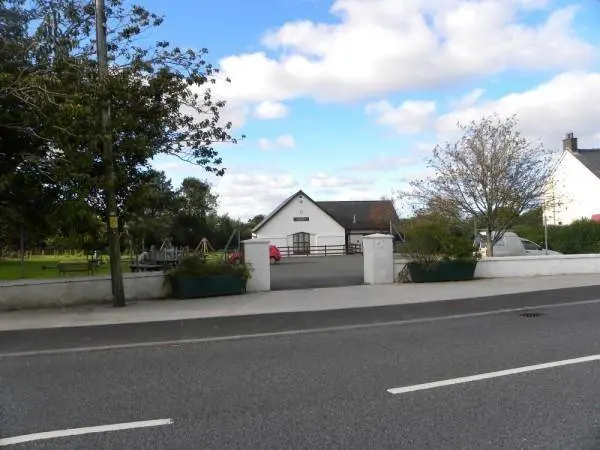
[393,254,600,281]
[474,254,600,278]
[0,272,168,311]
[393,256,410,282]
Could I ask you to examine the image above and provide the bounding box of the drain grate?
[520,311,544,318]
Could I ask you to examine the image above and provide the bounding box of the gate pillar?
[363,233,394,285]
[242,239,271,292]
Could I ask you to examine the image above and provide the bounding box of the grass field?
[0,255,132,280]
[0,251,232,280]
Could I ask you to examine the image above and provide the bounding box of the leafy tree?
[2,0,242,226]
[124,170,180,249]
[405,115,554,256]
[178,178,218,219]
[1,0,244,284]
[247,215,265,230]
[402,213,476,263]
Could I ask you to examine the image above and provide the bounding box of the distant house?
[544,133,600,225]
[252,190,401,255]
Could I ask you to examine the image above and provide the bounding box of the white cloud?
[309,172,366,188]
[313,186,393,202]
[258,134,296,150]
[214,172,300,219]
[253,101,290,119]
[452,88,486,109]
[345,155,420,172]
[435,71,600,148]
[365,100,437,134]
[216,0,593,105]
[214,172,390,219]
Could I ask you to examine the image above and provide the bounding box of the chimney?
[563,132,578,153]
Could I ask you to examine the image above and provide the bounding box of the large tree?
[1,0,242,285]
[405,115,554,256]
[178,177,218,219]
[123,169,180,250]
[1,0,241,217]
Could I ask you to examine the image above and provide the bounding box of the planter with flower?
[165,256,251,299]
[401,215,480,283]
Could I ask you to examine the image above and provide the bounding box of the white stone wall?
[393,254,600,281]
[474,254,600,278]
[0,272,168,311]
[393,256,410,282]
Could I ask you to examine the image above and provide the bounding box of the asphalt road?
[270,255,363,290]
[3,288,600,449]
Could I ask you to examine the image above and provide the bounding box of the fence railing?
[277,243,362,257]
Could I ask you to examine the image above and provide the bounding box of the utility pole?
[95,0,125,307]
[543,213,549,255]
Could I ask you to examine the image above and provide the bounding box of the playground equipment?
[195,237,215,255]
[130,238,187,272]
[222,229,241,259]
[193,232,241,262]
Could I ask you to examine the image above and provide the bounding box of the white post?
[242,239,271,292]
[363,233,394,285]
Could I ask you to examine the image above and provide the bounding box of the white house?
[544,133,600,225]
[252,190,401,255]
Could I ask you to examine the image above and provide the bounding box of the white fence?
[394,254,600,281]
[0,272,168,311]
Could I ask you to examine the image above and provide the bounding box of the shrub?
[550,220,600,254]
[403,214,479,263]
[516,220,600,254]
[166,255,251,281]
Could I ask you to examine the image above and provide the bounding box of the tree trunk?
[486,229,494,257]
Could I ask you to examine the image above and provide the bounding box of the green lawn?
[0,255,132,280]
[0,251,232,280]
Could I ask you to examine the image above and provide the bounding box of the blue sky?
[145,0,600,219]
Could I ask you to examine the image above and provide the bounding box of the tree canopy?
[403,115,554,256]
[1,0,244,254]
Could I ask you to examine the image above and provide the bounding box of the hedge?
[515,219,600,254]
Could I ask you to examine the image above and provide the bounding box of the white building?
[544,133,600,225]
[252,190,401,255]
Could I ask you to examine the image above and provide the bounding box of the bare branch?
[401,114,555,256]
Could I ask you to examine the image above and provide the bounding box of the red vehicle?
[228,245,282,265]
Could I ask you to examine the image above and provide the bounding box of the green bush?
[550,220,600,254]
[516,220,600,254]
[403,214,479,263]
[166,256,251,281]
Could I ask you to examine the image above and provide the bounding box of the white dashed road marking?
[387,354,600,395]
[0,419,173,446]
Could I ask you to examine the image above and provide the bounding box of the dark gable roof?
[573,149,600,179]
[317,200,400,231]
[252,190,400,233]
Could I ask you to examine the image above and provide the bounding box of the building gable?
[545,136,600,225]
[253,190,345,236]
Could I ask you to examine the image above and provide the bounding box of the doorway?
[292,232,310,255]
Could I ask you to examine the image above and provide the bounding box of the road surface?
[270,255,363,290]
[2,287,600,449]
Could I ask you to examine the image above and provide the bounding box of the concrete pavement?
[2,273,600,331]
[3,297,600,448]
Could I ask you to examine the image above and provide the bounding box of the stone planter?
[169,274,247,299]
[406,260,477,283]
